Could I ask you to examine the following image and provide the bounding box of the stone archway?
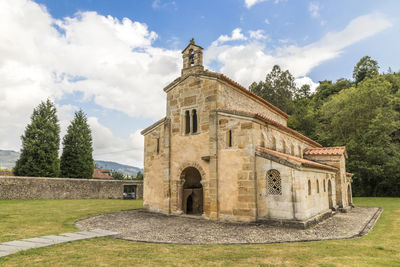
[180,166,203,215]
[328,180,333,209]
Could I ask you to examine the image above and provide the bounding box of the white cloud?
[212,28,247,46]
[245,0,266,8]
[152,0,176,9]
[249,30,268,40]
[205,13,391,87]
[57,104,79,144]
[309,2,320,18]
[0,0,180,167]
[295,77,319,92]
[278,39,290,44]
[245,0,284,8]
[88,117,144,167]
[264,18,270,25]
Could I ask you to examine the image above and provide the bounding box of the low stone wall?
[0,176,143,200]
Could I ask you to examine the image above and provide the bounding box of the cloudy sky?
[0,0,399,167]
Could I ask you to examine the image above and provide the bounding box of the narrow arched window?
[291,144,295,156]
[282,140,286,153]
[185,110,190,134]
[317,180,320,193]
[260,133,265,147]
[323,179,326,192]
[192,109,197,133]
[156,138,160,154]
[271,136,276,150]
[189,49,194,65]
[298,146,302,158]
[228,130,232,147]
[308,180,312,195]
[267,169,281,195]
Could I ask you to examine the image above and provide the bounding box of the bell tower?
[181,38,204,76]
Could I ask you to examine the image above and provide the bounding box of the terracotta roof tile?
[203,70,290,119]
[304,147,348,158]
[93,169,112,180]
[218,109,322,148]
[256,146,338,172]
[163,69,290,120]
[219,74,290,119]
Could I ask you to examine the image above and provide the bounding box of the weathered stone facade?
[0,176,143,200]
[141,39,353,225]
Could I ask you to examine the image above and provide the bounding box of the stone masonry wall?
[166,75,217,219]
[218,83,288,126]
[0,176,143,200]
[143,122,165,212]
[217,113,258,222]
[303,154,349,208]
[255,157,336,221]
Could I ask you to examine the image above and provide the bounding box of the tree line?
[110,170,143,180]
[14,100,94,179]
[250,56,400,197]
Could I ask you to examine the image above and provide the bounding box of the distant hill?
[0,149,142,177]
[0,149,19,169]
[94,160,142,177]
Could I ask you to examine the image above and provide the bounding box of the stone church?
[141,39,353,226]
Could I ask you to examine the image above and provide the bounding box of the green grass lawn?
[0,199,143,243]
[0,198,399,266]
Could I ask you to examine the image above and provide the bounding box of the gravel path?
[76,207,382,245]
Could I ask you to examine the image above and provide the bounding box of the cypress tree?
[14,99,60,177]
[60,110,94,179]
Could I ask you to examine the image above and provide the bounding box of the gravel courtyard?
[76,206,382,245]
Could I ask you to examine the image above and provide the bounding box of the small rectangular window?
[226,130,232,148]
[156,138,160,154]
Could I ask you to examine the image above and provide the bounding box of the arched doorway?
[181,167,203,215]
[328,180,333,209]
[347,184,352,206]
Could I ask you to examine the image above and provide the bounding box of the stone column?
[207,111,219,220]
[162,119,171,214]
[177,179,185,213]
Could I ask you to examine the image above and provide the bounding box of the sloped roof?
[218,109,322,148]
[93,169,112,180]
[208,70,290,119]
[181,38,203,53]
[0,170,13,176]
[163,70,290,120]
[304,146,348,158]
[256,146,338,172]
[140,117,166,136]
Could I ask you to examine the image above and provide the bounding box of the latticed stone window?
[267,169,282,195]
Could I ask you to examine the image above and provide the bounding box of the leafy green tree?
[60,110,94,179]
[135,171,143,180]
[382,72,400,94]
[111,171,125,180]
[312,79,352,107]
[250,65,297,114]
[295,84,311,100]
[14,100,60,177]
[287,96,318,140]
[318,77,400,196]
[353,56,379,84]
